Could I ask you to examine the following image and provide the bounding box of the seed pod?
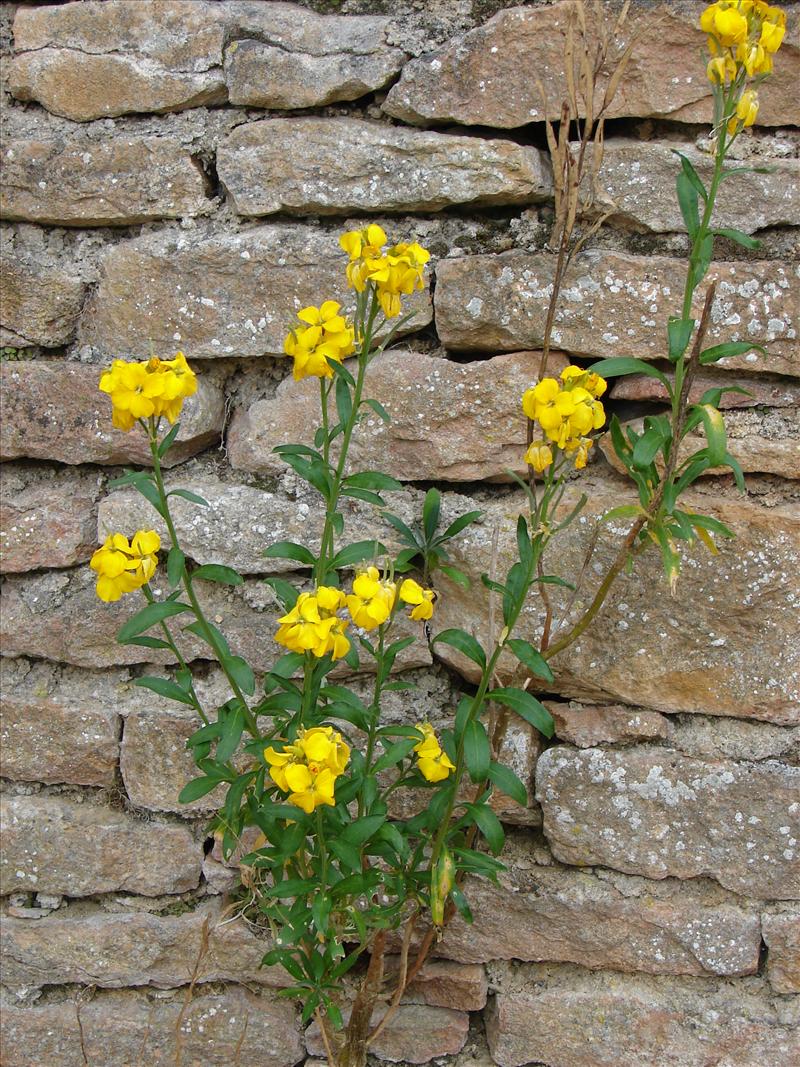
[430,846,456,927]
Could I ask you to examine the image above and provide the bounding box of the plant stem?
[140,584,209,726]
[148,430,259,739]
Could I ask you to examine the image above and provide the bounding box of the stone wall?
[1,1,799,1065]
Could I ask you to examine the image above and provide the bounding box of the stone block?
[217,117,551,216]
[0,900,285,991]
[0,987,303,1067]
[435,251,799,377]
[1,464,102,573]
[305,1002,469,1063]
[763,912,800,993]
[384,2,800,128]
[436,834,760,977]
[227,349,567,482]
[403,959,488,1011]
[547,702,670,748]
[610,369,800,410]
[80,224,431,361]
[0,361,224,466]
[0,251,86,348]
[1,134,209,226]
[0,661,119,786]
[0,794,201,897]
[485,965,800,1067]
[536,745,800,899]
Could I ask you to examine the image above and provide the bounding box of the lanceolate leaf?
[588,357,670,388]
[506,638,554,682]
[488,687,555,738]
[117,601,191,643]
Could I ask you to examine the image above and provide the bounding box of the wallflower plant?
[92,7,784,1064]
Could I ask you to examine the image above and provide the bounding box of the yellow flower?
[284,300,355,381]
[760,14,785,52]
[728,88,759,133]
[89,529,160,602]
[339,227,429,318]
[398,578,436,621]
[737,39,772,74]
[264,725,350,812]
[274,587,350,660]
[524,440,554,473]
[701,2,749,46]
[707,54,737,82]
[563,436,594,470]
[413,722,455,783]
[98,353,197,432]
[346,566,397,630]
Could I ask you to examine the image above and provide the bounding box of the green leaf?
[124,635,171,650]
[438,564,470,589]
[432,628,486,669]
[341,486,386,507]
[168,488,210,508]
[223,655,255,696]
[329,540,386,570]
[183,619,231,658]
[344,471,403,492]
[363,397,390,423]
[713,227,760,249]
[117,601,191,643]
[133,477,167,519]
[341,814,386,847]
[178,776,220,803]
[263,577,299,610]
[464,720,491,783]
[676,169,700,237]
[488,761,529,807]
[134,675,196,706]
[261,877,317,898]
[273,443,322,460]
[422,488,441,542]
[192,564,243,585]
[587,357,670,388]
[667,316,695,362]
[439,510,482,541]
[451,885,473,924]
[335,373,352,427]
[166,546,185,587]
[672,151,707,203]
[697,385,751,407]
[328,359,355,388]
[382,512,419,547]
[372,737,418,773]
[328,837,362,873]
[695,404,727,466]
[506,638,554,682]
[157,422,181,457]
[465,803,505,855]
[600,505,644,524]
[516,514,532,567]
[263,541,316,566]
[691,232,714,289]
[489,687,554,738]
[699,341,766,366]
[217,704,245,762]
[633,423,669,469]
[685,512,734,539]
[502,561,528,626]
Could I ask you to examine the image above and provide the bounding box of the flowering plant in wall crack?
[89,5,785,1064]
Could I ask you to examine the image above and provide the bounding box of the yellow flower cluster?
[701,0,785,130]
[346,566,397,630]
[99,353,197,432]
[413,723,455,783]
[283,300,355,381]
[275,587,350,660]
[398,578,436,621]
[264,726,350,813]
[90,530,160,602]
[339,224,430,319]
[522,365,607,472]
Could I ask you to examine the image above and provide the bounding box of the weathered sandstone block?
[1,135,209,226]
[384,2,800,128]
[536,745,800,899]
[0,987,303,1067]
[80,225,431,360]
[485,965,800,1067]
[435,251,799,377]
[547,702,670,748]
[0,900,284,991]
[0,568,431,674]
[0,252,86,348]
[610,369,800,410]
[227,349,566,481]
[1,464,101,572]
[438,842,761,977]
[432,477,800,724]
[589,140,800,234]
[601,408,800,481]
[0,361,224,466]
[223,4,405,108]
[0,795,201,897]
[403,960,488,1011]
[305,1002,469,1063]
[10,1,227,121]
[763,912,800,993]
[218,117,551,216]
[0,673,119,786]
